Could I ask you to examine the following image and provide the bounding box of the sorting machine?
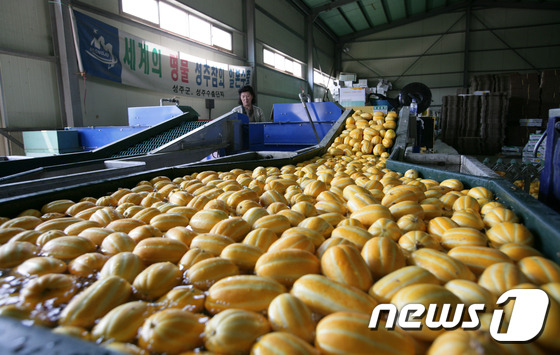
[0,101,348,201]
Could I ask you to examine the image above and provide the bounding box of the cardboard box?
[340,87,366,107]
[529,133,545,142]
[522,150,545,158]
[339,73,357,82]
[346,106,374,114]
[501,145,523,156]
[502,146,523,154]
[524,138,546,148]
[522,156,544,165]
[523,144,546,152]
[519,119,543,127]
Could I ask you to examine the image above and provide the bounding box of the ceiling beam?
[311,0,358,17]
[285,0,339,41]
[404,0,409,19]
[380,0,392,23]
[473,0,560,10]
[337,7,357,33]
[339,0,468,43]
[357,0,374,28]
[339,0,560,43]
[463,2,472,88]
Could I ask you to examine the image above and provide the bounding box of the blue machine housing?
[67,105,199,151]
[127,105,195,126]
[248,102,342,151]
[539,108,560,212]
[68,102,343,153]
[67,126,147,151]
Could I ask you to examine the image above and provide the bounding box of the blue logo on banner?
[74,11,122,83]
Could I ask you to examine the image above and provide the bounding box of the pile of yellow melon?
[0,110,559,355]
[513,179,540,199]
[328,110,397,159]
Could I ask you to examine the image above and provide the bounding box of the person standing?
[231,85,268,122]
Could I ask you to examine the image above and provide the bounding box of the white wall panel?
[256,10,305,60]
[0,55,61,129]
[468,31,506,51]
[257,0,305,36]
[80,77,236,124]
[179,0,244,31]
[472,8,560,30]
[429,87,460,107]
[81,0,119,13]
[257,67,307,117]
[0,0,60,139]
[0,0,51,55]
[470,51,539,73]
[257,66,306,101]
[408,52,465,74]
[313,27,335,73]
[349,32,465,59]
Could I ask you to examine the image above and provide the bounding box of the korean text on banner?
[73,10,252,100]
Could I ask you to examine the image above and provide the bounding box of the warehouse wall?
[0,0,336,155]
[342,7,560,112]
[255,1,335,113]
[73,0,247,126]
[177,0,244,31]
[0,0,60,154]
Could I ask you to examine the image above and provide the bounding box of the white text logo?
[368,288,549,342]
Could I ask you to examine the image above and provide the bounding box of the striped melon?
[315,311,415,354]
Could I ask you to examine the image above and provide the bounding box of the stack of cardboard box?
[481,93,509,154]
[541,70,560,119]
[441,71,559,154]
[469,73,511,93]
[441,95,460,150]
[441,92,508,155]
[456,95,484,155]
[506,72,543,146]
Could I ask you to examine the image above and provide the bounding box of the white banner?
[74,10,252,100]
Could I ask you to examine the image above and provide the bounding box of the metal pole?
[306,15,315,101]
[0,62,8,155]
[50,1,84,127]
[299,92,321,143]
[0,62,22,154]
[463,3,472,88]
[335,43,343,80]
[245,0,257,92]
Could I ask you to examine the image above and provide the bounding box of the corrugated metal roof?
[291,0,560,42]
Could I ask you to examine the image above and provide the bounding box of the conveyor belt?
[0,110,200,179]
[110,120,206,158]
